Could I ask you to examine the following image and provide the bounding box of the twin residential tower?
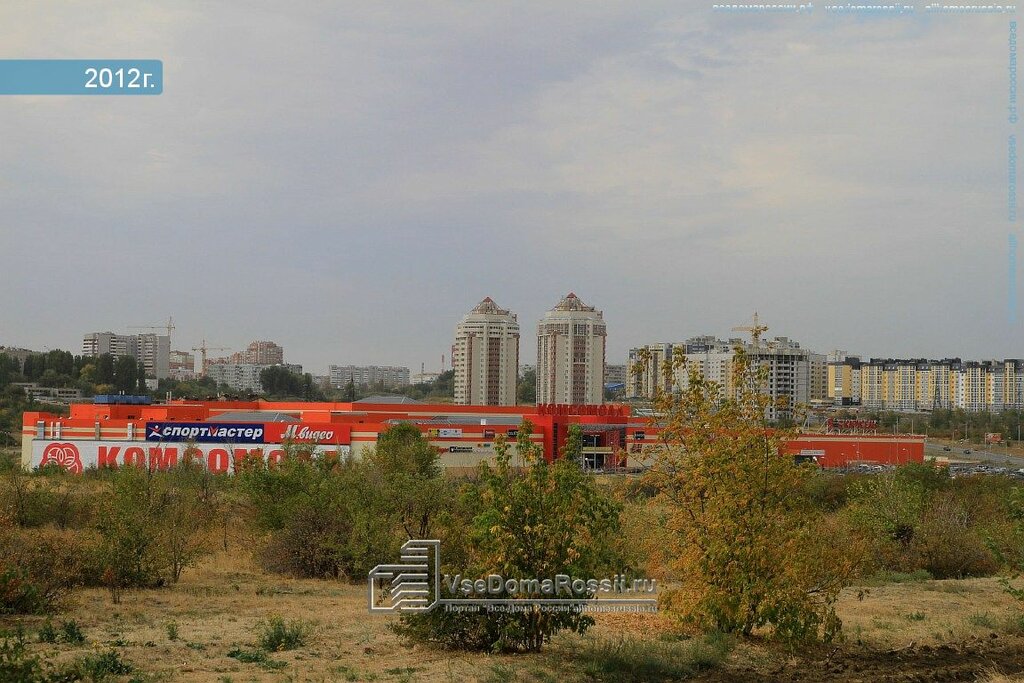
[453,293,607,406]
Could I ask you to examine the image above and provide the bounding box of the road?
[924,440,1024,469]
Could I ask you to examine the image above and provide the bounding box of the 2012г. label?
[84,67,154,89]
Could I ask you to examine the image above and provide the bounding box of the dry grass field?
[3,545,1024,682]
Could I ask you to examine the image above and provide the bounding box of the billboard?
[146,422,265,443]
[146,421,351,445]
[265,423,350,444]
[32,440,351,474]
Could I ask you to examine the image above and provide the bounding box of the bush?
[71,649,133,679]
[394,424,623,652]
[0,630,44,682]
[93,464,215,599]
[0,526,86,613]
[910,492,999,579]
[243,456,398,581]
[257,616,310,651]
[37,621,56,644]
[59,620,85,645]
[565,633,732,682]
[227,646,287,670]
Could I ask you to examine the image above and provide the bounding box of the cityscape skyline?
[3,296,1023,380]
[1,5,1019,374]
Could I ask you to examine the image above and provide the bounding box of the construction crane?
[191,339,231,377]
[732,311,769,348]
[130,316,176,340]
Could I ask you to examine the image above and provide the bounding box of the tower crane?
[191,339,231,377]
[129,316,176,341]
[732,311,769,348]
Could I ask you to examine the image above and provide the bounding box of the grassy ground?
[3,548,1024,682]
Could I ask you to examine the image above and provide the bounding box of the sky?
[0,2,1020,375]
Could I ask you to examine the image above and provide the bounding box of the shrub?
[244,457,397,580]
[0,526,87,613]
[0,567,46,615]
[92,464,215,598]
[165,622,179,641]
[0,630,44,682]
[257,616,310,651]
[394,424,623,652]
[59,620,85,645]
[910,496,999,579]
[37,620,56,644]
[227,647,287,670]
[72,649,133,679]
[566,633,732,682]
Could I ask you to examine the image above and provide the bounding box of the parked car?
[943,446,952,451]
[963,449,972,454]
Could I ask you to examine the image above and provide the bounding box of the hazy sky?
[1,2,1019,374]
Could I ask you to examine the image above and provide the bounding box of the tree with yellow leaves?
[637,346,857,643]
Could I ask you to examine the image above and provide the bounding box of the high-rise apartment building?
[453,297,520,405]
[231,340,284,365]
[827,357,1024,412]
[168,350,196,380]
[604,364,627,386]
[536,293,606,405]
[207,362,303,393]
[627,335,817,420]
[82,332,170,379]
[328,365,410,388]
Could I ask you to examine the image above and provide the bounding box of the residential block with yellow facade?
[827,357,1024,412]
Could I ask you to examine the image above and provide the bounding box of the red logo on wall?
[40,442,83,474]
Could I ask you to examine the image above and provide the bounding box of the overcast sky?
[0,2,1019,374]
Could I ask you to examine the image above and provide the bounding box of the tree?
[343,378,356,402]
[113,356,138,393]
[136,361,148,393]
[394,422,621,652]
[95,354,115,385]
[364,423,445,538]
[638,346,856,643]
[517,368,536,404]
[0,354,19,388]
[563,423,583,465]
[259,366,306,397]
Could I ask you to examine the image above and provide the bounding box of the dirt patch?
[701,635,1024,683]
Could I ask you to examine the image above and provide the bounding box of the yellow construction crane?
[732,311,768,347]
[129,316,176,339]
[191,339,231,377]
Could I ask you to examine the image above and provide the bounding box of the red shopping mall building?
[20,397,924,474]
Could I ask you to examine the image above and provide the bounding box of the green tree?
[95,354,115,385]
[394,422,621,652]
[517,368,536,404]
[113,356,138,393]
[364,423,445,538]
[238,445,396,580]
[259,366,305,397]
[0,354,19,388]
[343,378,356,402]
[562,423,583,465]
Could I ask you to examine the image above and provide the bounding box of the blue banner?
[146,422,265,443]
[0,60,162,95]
